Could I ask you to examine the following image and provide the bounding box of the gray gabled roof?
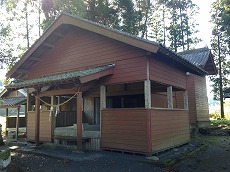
[178,47,217,75]
[178,47,210,67]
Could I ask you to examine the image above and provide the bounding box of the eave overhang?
[158,46,208,76]
[6,64,114,90]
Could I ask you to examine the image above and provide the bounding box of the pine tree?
[113,0,140,35]
[155,0,200,52]
[41,0,86,30]
[210,0,230,118]
[85,0,119,28]
[148,1,165,44]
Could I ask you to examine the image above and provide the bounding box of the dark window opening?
[107,94,144,108]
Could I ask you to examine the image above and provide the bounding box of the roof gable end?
[178,47,217,75]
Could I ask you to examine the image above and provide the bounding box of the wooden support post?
[5,108,8,137]
[100,85,106,110]
[144,80,151,109]
[100,85,106,137]
[27,93,32,111]
[167,86,173,109]
[15,106,20,140]
[51,96,56,142]
[77,92,83,151]
[24,103,27,132]
[183,90,188,110]
[35,92,40,146]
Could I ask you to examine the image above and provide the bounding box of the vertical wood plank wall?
[27,30,147,84]
[39,111,52,142]
[27,111,35,141]
[150,109,190,153]
[194,75,209,122]
[27,111,51,142]
[187,74,209,123]
[186,74,197,123]
[101,109,149,153]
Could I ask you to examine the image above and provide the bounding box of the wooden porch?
[27,111,100,150]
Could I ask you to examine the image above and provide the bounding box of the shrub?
[210,110,220,119]
[0,149,10,160]
[211,119,230,127]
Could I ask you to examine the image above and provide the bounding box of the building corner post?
[167,86,173,109]
[35,92,40,146]
[100,85,106,138]
[77,92,83,151]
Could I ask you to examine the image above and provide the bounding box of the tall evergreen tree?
[85,0,119,28]
[113,0,141,35]
[210,0,230,118]
[41,0,86,30]
[0,0,41,70]
[148,1,165,44]
[155,0,200,52]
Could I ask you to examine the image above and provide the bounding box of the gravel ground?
[5,150,165,172]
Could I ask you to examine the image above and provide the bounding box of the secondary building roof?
[6,64,115,90]
[6,13,207,80]
[0,97,27,108]
[0,89,27,108]
[178,47,217,75]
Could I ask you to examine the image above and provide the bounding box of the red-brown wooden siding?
[194,75,209,122]
[101,109,149,153]
[149,58,186,89]
[151,92,183,109]
[175,91,184,109]
[101,108,190,154]
[150,109,190,153]
[27,29,147,84]
[27,111,51,142]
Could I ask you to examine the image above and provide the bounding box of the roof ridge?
[60,13,160,47]
[178,47,209,54]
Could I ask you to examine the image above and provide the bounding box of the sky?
[193,0,215,48]
[0,0,216,96]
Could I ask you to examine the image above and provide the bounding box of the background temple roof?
[178,47,217,75]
